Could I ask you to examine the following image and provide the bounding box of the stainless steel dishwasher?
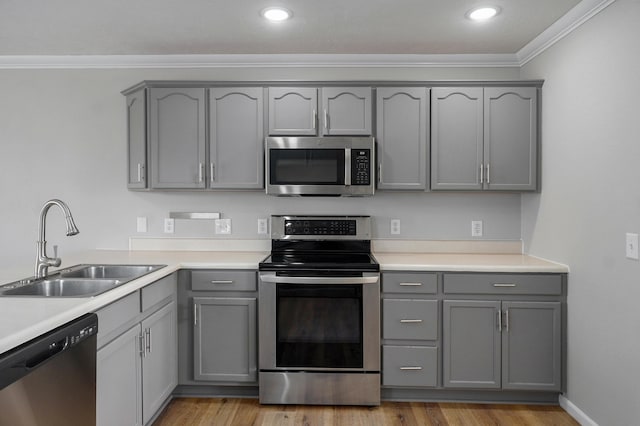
[0,313,98,426]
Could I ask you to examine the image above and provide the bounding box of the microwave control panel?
[351,149,371,185]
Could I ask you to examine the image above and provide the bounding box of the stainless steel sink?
[2,278,123,297]
[0,264,166,297]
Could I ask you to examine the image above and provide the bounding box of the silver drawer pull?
[493,283,516,287]
[400,319,423,323]
[400,366,423,371]
[399,282,422,286]
[211,280,234,284]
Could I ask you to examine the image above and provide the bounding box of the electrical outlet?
[390,219,401,235]
[258,218,268,235]
[215,218,232,235]
[164,218,174,234]
[136,217,147,233]
[626,233,639,260]
[472,220,483,237]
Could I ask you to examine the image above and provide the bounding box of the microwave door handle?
[345,149,351,186]
[260,275,379,285]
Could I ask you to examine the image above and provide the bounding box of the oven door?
[259,272,380,372]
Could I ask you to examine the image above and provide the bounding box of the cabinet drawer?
[383,345,438,387]
[141,273,176,311]
[383,299,438,340]
[96,291,140,348]
[382,273,438,294]
[191,270,256,292]
[443,274,562,295]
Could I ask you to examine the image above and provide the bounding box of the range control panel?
[284,219,357,236]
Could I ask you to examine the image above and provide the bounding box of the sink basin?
[0,264,166,297]
[59,265,161,279]
[2,278,123,297]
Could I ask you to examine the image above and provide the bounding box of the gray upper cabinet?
[268,87,318,135]
[484,87,537,191]
[431,87,538,191]
[268,86,372,136]
[209,88,264,189]
[126,89,147,189]
[320,87,372,135]
[431,88,484,190]
[149,87,207,189]
[376,87,429,190]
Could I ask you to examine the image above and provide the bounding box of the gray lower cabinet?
[268,86,372,136]
[149,87,207,189]
[126,89,147,189]
[442,273,562,392]
[381,272,439,388]
[431,87,538,191]
[96,274,177,426]
[376,87,429,190]
[208,88,264,189]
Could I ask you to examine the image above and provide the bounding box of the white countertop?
[0,249,567,354]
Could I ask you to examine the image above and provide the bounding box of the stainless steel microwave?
[265,137,375,196]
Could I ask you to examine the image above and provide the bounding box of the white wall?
[0,66,521,272]
[521,0,640,424]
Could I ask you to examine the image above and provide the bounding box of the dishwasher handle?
[25,337,69,369]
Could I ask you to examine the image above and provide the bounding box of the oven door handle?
[260,275,379,285]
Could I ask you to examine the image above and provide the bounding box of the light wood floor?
[153,398,579,426]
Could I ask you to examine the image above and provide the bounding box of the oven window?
[269,149,345,185]
[276,284,363,368]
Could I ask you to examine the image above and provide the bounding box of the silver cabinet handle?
[137,163,143,182]
[145,328,151,354]
[324,109,329,131]
[480,163,484,184]
[400,319,423,323]
[194,303,198,326]
[378,163,382,183]
[493,283,516,287]
[312,109,317,130]
[486,163,491,184]
[210,163,215,182]
[260,275,378,285]
[139,333,146,357]
[400,366,423,371]
[497,309,502,332]
[399,282,422,286]
[210,280,234,284]
[198,163,204,183]
[505,309,510,332]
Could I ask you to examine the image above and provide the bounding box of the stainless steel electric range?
[258,215,381,406]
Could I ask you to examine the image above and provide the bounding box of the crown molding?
[0,53,520,70]
[0,0,618,70]
[517,0,617,66]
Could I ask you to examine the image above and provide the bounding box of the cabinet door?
[149,88,206,189]
[431,88,484,191]
[126,90,147,189]
[376,87,429,190]
[321,87,372,135]
[141,302,177,425]
[209,88,264,189]
[484,87,538,191]
[502,301,561,391]
[268,87,318,135]
[97,325,142,426]
[443,300,501,389]
[193,297,257,382]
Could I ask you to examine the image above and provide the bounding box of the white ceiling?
[1,0,584,56]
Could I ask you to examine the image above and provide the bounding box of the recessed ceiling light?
[261,7,292,22]
[467,6,500,21]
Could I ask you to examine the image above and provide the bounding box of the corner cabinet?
[96,274,178,426]
[376,87,429,190]
[431,87,538,191]
[268,87,372,136]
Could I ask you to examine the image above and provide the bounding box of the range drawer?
[383,299,438,340]
[383,345,438,387]
[443,274,562,295]
[191,270,257,292]
[382,272,438,294]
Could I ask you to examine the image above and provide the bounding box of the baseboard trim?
[559,395,599,426]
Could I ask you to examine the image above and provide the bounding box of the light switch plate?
[472,220,483,237]
[626,233,639,260]
[390,219,401,235]
[258,218,268,235]
[164,218,175,234]
[136,217,147,233]
[215,218,232,235]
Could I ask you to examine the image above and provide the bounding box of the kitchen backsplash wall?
[0,65,521,271]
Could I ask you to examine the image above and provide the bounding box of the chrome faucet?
[34,199,80,278]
